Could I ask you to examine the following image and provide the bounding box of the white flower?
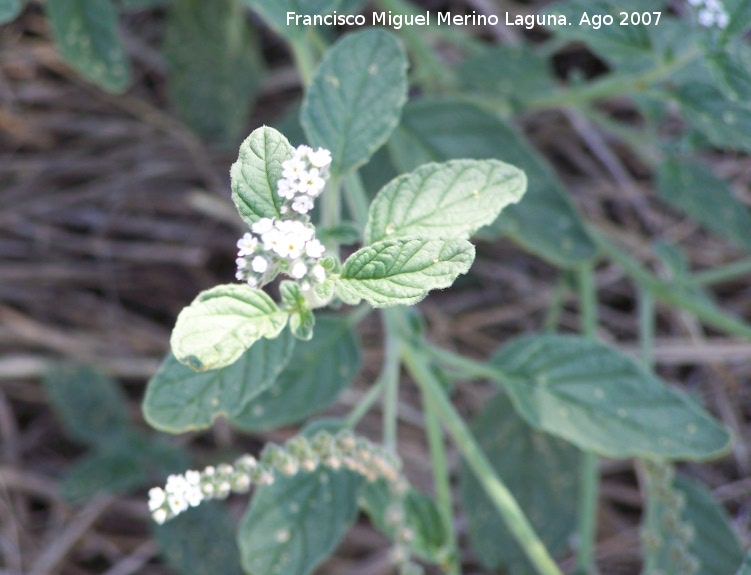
[308,148,332,169]
[297,168,326,197]
[305,239,325,259]
[153,508,168,524]
[292,195,314,214]
[698,8,715,26]
[291,261,308,279]
[168,494,188,514]
[236,257,247,269]
[277,179,296,200]
[705,0,722,10]
[295,144,313,158]
[716,10,729,27]
[312,264,326,283]
[252,218,274,235]
[148,487,165,511]
[237,233,257,256]
[687,0,702,5]
[246,276,258,288]
[252,255,269,273]
[235,270,245,281]
[282,156,306,180]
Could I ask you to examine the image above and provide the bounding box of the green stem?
[525,48,701,111]
[401,342,564,575]
[692,257,751,286]
[421,377,459,575]
[322,174,342,254]
[345,379,384,428]
[593,230,751,341]
[381,310,401,452]
[576,265,600,575]
[639,288,655,368]
[290,38,317,86]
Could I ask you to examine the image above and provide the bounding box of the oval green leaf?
[301,29,408,175]
[657,158,751,252]
[46,0,131,92]
[0,0,22,24]
[459,393,579,572]
[243,0,340,41]
[231,126,294,227]
[231,315,360,430]
[239,468,360,575]
[339,237,475,307]
[388,99,596,267]
[364,159,527,244]
[143,328,295,433]
[491,334,731,460]
[170,284,288,371]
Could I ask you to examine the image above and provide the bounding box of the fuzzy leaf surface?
[491,334,731,460]
[43,364,130,447]
[231,126,294,226]
[239,468,360,575]
[301,29,407,175]
[164,0,262,145]
[459,393,578,572]
[365,159,526,244]
[339,237,475,307]
[231,316,360,430]
[657,158,751,251]
[144,329,295,432]
[46,0,130,92]
[156,502,243,575]
[170,284,288,371]
[389,100,596,267]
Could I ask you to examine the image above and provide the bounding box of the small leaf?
[338,237,475,307]
[360,480,449,563]
[231,126,294,227]
[143,328,295,433]
[0,0,22,24]
[242,0,340,41]
[43,364,130,447]
[389,99,596,267]
[46,0,131,92]
[459,393,578,572]
[164,0,263,145]
[491,334,731,460]
[280,281,315,340]
[301,29,408,175]
[708,44,751,102]
[170,284,288,371]
[675,82,751,154]
[156,502,243,575]
[239,468,360,575]
[232,315,360,430]
[364,159,526,244]
[657,158,751,251]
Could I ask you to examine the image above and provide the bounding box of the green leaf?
[156,502,243,575]
[232,316,360,430]
[46,0,130,92]
[143,328,295,433]
[364,159,526,244]
[301,29,408,175]
[708,45,751,103]
[642,464,744,575]
[62,449,145,502]
[280,281,315,340]
[170,284,288,371]
[239,467,360,575]
[231,126,294,227]
[43,364,130,447]
[459,45,556,105]
[164,0,263,145]
[243,0,340,41]
[491,334,731,460]
[657,158,751,251]
[736,551,751,575]
[459,393,578,573]
[675,82,751,154]
[119,0,173,9]
[389,99,596,267]
[338,237,475,308]
[722,0,751,38]
[0,0,22,23]
[360,480,449,564]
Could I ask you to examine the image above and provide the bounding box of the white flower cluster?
[148,430,421,571]
[235,145,332,291]
[688,0,729,29]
